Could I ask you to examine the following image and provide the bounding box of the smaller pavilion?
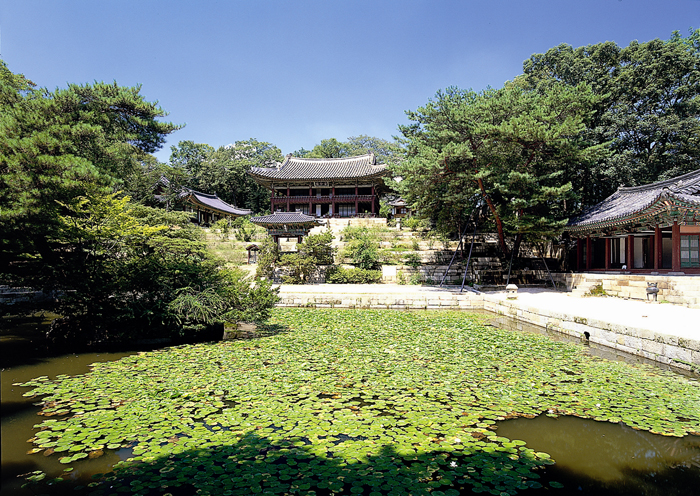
[183,190,251,225]
[388,198,412,218]
[566,169,700,273]
[249,212,323,246]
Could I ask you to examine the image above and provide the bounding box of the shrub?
[340,230,381,270]
[412,239,420,251]
[278,253,317,284]
[255,236,279,279]
[403,253,422,268]
[326,266,382,284]
[298,230,334,265]
[409,273,423,285]
[402,216,423,231]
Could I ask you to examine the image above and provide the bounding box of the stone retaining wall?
[481,296,700,372]
[555,273,700,307]
[275,288,699,372]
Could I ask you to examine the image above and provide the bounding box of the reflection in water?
[497,414,700,495]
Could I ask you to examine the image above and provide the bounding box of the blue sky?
[2,1,699,162]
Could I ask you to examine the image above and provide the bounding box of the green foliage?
[255,236,280,279]
[213,219,231,239]
[18,309,700,495]
[0,61,180,293]
[402,216,425,232]
[190,139,282,214]
[297,229,335,265]
[379,199,392,218]
[306,135,404,166]
[325,266,382,284]
[340,228,381,270]
[278,253,317,284]
[521,29,700,206]
[168,140,215,178]
[409,273,424,285]
[403,252,422,268]
[585,284,607,297]
[397,80,602,255]
[230,216,256,242]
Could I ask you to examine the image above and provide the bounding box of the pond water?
[2,312,699,495]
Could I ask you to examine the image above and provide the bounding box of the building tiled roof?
[567,169,700,231]
[249,153,387,183]
[185,190,251,217]
[250,212,322,225]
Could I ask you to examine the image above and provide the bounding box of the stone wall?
[554,273,700,307]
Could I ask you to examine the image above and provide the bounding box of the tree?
[305,135,404,166]
[0,61,180,290]
[397,81,603,257]
[193,139,282,213]
[521,29,700,206]
[169,140,215,178]
[48,193,277,341]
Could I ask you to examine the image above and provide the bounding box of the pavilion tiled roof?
[185,190,251,217]
[567,169,700,233]
[249,153,387,184]
[250,212,322,226]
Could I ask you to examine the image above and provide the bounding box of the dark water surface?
[2,312,699,495]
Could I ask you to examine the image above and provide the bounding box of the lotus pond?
[13,309,700,495]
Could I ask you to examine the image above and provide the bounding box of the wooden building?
[248,153,387,217]
[566,169,700,273]
[183,190,251,225]
[388,198,412,218]
[249,212,323,245]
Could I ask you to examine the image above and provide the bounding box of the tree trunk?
[476,178,508,255]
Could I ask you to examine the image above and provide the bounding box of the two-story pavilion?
[248,153,387,217]
[566,169,700,273]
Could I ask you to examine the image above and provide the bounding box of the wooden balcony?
[272,195,375,205]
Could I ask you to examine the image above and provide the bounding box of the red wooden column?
[355,184,359,214]
[576,238,584,271]
[286,186,290,212]
[604,238,611,270]
[654,226,662,269]
[585,236,592,271]
[371,185,376,214]
[627,234,634,269]
[672,221,681,272]
[331,185,336,216]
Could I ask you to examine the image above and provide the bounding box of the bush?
[255,236,279,279]
[298,230,334,265]
[326,266,382,284]
[278,253,317,284]
[403,252,422,268]
[340,229,381,270]
[402,216,423,231]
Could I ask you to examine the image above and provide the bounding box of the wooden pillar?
[576,238,583,271]
[585,236,592,271]
[655,226,662,269]
[371,185,376,214]
[331,185,336,216]
[627,234,634,269]
[604,238,611,270]
[286,186,290,212]
[672,221,681,272]
[270,186,275,212]
[355,184,359,215]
